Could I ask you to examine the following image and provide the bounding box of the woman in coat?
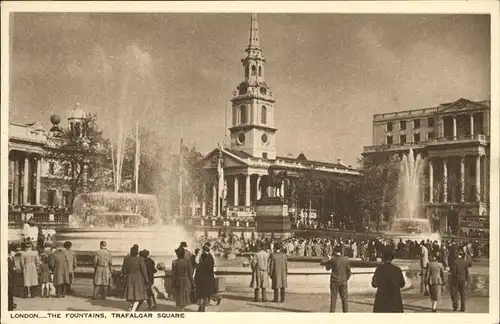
[121,245,149,311]
[194,244,217,312]
[20,242,39,298]
[425,253,445,312]
[171,247,194,311]
[371,247,406,313]
[269,243,288,303]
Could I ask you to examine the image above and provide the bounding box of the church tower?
[229,14,277,160]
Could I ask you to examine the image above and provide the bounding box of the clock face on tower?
[261,133,268,144]
[260,87,267,95]
[237,133,246,145]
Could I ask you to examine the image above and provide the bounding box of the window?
[400,135,406,144]
[258,66,262,77]
[428,132,435,140]
[414,133,420,143]
[386,122,393,132]
[63,164,70,176]
[262,152,268,159]
[413,119,420,129]
[386,136,393,145]
[251,65,256,76]
[428,117,434,127]
[63,192,71,207]
[47,190,56,206]
[400,120,406,130]
[245,66,249,78]
[49,162,55,175]
[240,105,247,124]
[261,106,267,124]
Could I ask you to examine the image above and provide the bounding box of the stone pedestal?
[255,197,291,238]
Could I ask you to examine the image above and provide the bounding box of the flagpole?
[179,137,184,220]
[135,121,140,195]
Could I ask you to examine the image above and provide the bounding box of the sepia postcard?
[1,1,499,324]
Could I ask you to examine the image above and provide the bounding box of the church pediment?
[203,148,249,170]
[438,98,489,113]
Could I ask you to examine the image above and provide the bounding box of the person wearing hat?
[20,241,39,298]
[93,241,113,300]
[425,253,445,312]
[449,250,469,312]
[139,249,157,310]
[122,244,149,311]
[250,242,270,302]
[194,243,217,311]
[320,245,351,312]
[269,242,288,303]
[50,242,71,298]
[180,242,192,261]
[371,246,406,312]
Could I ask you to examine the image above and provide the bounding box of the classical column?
[234,175,239,206]
[483,156,488,204]
[280,181,285,198]
[470,114,474,137]
[476,155,481,201]
[452,115,457,139]
[201,184,206,216]
[212,183,216,216]
[23,155,30,205]
[443,157,448,203]
[460,156,465,202]
[224,178,228,201]
[245,174,251,206]
[13,157,19,205]
[191,196,196,217]
[256,175,262,200]
[36,157,42,205]
[429,158,434,203]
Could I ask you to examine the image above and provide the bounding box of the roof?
[225,149,253,159]
[276,154,353,171]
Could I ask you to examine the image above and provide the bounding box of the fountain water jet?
[385,149,441,242]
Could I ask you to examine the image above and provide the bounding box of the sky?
[9,13,491,166]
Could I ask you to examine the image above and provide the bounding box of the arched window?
[261,106,267,124]
[251,65,256,76]
[258,66,262,77]
[240,105,247,124]
[245,66,249,78]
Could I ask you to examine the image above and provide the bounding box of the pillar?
[245,174,251,206]
[452,115,457,139]
[234,176,239,206]
[483,156,488,204]
[429,158,434,203]
[256,175,262,200]
[476,155,481,201]
[443,157,448,203]
[460,156,465,202]
[212,183,216,216]
[280,181,285,198]
[191,196,196,217]
[23,155,30,205]
[36,157,42,205]
[224,178,228,201]
[470,114,474,137]
[201,184,206,216]
[13,156,19,205]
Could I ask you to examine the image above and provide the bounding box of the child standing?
[39,255,51,298]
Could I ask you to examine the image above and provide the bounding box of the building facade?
[199,14,360,223]
[363,98,490,238]
[8,105,91,231]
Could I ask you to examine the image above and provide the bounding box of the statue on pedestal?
[259,169,288,199]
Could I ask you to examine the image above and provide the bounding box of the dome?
[50,114,61,125]
[67,103,87,121]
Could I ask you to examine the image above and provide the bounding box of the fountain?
[385,149,441,242]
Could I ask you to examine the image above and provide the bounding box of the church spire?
[248,13,260,49]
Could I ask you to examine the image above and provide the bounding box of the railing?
[363,134,489,153]
[185,218,257,229]
[8,210,71,230]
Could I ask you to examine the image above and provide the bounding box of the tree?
[45,114,108,207]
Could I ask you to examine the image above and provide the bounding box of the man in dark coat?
[449,251,469,312]
[180,242,192,261]
[320,245,351,312]
[371,247,406,312]
[139,249,157,310]
[269,242,288,303]
[50,242,71,298]
[93,241,113,300]
[8,244,17,310]
[194,243,217,312]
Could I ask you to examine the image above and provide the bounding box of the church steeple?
[248,13,261,49]
[230,13,277,160]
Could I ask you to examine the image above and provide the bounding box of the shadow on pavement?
[247,303,312,312]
